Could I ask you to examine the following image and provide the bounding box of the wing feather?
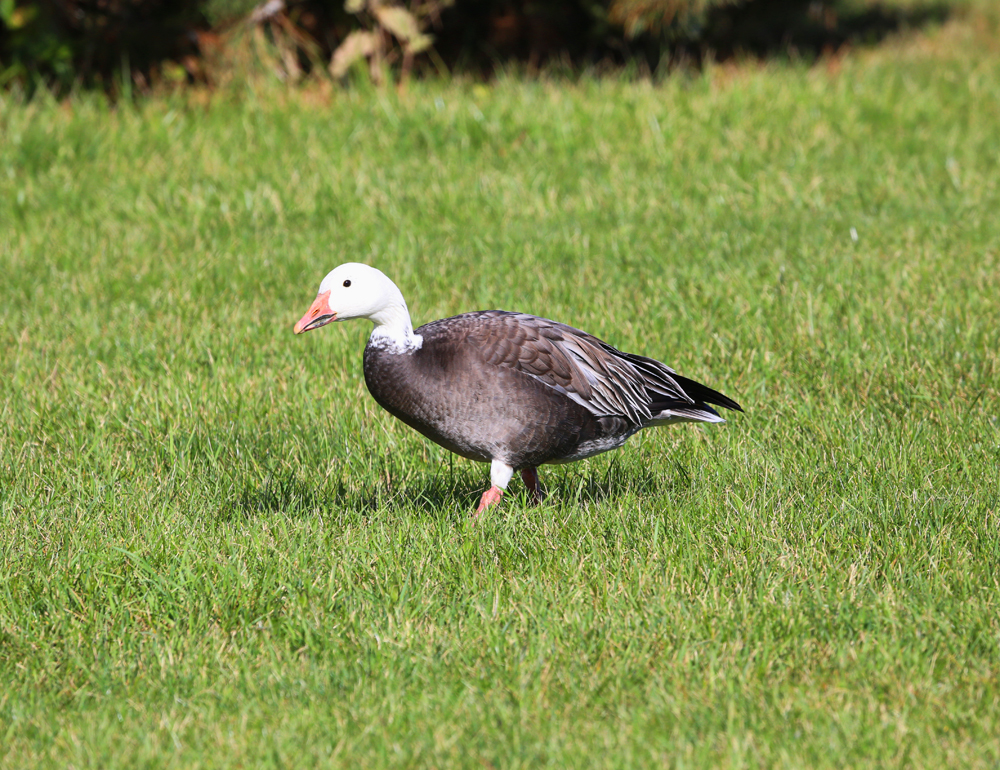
[417,311,704,425]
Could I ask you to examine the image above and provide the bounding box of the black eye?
[343,280,351,287]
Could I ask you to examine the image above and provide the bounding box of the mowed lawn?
[2,10,999,768]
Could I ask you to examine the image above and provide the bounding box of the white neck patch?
[369,325,423,355]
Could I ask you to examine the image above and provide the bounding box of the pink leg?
[520,467,544,504]
[475,485,505,514]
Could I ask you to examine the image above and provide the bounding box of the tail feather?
[651,405,726,424]
[645,374,742,426]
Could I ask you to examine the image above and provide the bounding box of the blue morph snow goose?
[294,263,743,514]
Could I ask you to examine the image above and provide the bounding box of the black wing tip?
[713,392,744,413]
[672,374,744,414]
[699,389,744,414]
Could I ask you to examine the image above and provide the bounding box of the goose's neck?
[368,303,423,354]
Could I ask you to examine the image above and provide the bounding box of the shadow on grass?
[221,472,337,521]
[218,466,485,521]
[545,456,693,508]
[219,455,695,521]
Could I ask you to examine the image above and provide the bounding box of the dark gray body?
[362,311,742,471]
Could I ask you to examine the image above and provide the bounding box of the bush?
[0,0,953,95]
[0,0,204,94]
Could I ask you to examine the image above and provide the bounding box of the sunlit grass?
[2,10,999,767]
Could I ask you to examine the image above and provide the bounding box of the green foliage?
[609,0,737,37]
[2,13,1000,766]
[0,0,203,94]
[0,1,72,88]
[202,0,261,26]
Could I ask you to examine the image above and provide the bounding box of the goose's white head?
[294,263,421,352]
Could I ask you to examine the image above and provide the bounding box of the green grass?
[2,11,1000,768]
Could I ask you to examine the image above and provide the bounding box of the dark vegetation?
[1,0,953,94]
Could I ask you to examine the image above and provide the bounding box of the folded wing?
[431,311,741,426]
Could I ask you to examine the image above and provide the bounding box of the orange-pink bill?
[293,290,335,334]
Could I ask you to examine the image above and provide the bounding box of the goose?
[294,263,742,513]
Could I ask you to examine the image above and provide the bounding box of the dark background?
[0,0,953,95]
